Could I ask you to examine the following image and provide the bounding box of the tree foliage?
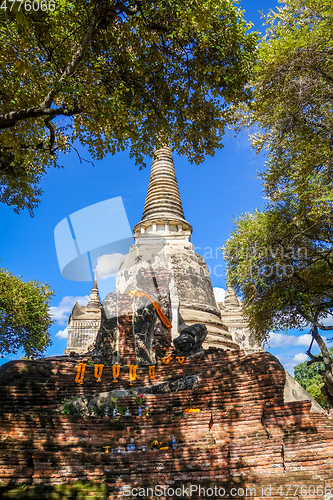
[224,203,333,405]
[0,268,54,359]
[244,0,333,216]
[0,0,257,214]
[225,0,333,406]
[294,349,333,409]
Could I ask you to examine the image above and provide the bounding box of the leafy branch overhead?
[0,0,257,214]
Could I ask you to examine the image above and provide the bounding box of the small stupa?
[64,272,101,355]
[218,281,264,354]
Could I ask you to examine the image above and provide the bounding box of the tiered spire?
[224,282,240,310]
[87,271,100,309]
[142,145,186,222]
[133,144,192,236]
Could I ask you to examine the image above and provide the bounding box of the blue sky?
[0,0,321,374]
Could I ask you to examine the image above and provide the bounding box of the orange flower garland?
[75,363,86,384]
[94,364,104,382]
[112,364,120,383]
[161,356,173,365]
[149,365,155,380]
[176,356,185,364]
[183,408,201,413]
[128,364,138,386]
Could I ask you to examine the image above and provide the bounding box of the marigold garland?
[128,364,138,386]
[184,408,201,413]
[149,365,155,380]
[75,363,86,385]
[151,439,160,449]
[176,356,185,364]
[112,364,120,382]
[161,356,173,365]
[94,364,104,382]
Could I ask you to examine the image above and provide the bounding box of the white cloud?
[294,352,309,363]
[213,287,226,302]
[267,332,314,348]
[284,352,309,376]
[49,295,89,325]
[96,253,124,279]
[55,327,68,339]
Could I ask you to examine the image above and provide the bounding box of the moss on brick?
[0,481,108,499]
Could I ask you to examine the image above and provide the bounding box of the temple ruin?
[1,146,332,499]
[64,145,253,356]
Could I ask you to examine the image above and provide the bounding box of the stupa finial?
[87,270,100,309]
[224,277,240,310]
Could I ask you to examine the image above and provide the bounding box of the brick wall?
[117,294,136,365]
[0,349,333,498]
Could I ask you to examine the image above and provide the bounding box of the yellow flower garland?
[75,363,86,384]
[112,364,120,382]
[176,356,185,364]
[149,365,155,380]
[151,439,160,449]
[128,364,138,386]
[94,364,104,382]
[161,356,173,365]
[184,408,201,413]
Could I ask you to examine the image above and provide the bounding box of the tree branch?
[311,323,333,367]
[297,305,333,331]
[0,105,81,130]
[44,117,56,154]
[307,354,324,365]
[40,1,105,109]
[0,1,105,130]
[67,144,94,166]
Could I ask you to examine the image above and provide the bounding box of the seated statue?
[89,267,173,366]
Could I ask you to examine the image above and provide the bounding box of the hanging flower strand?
[94,364,104,382]
[129,365,138,386]
[149,365,155,380]
[112,364,120,383]
[75,363,87,385]
[176,356,185,365]
[161,356,173,365]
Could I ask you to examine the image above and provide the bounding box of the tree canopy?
[0,268,54,359]
[224,201,333,404]
[224,0,333,405]
[0,0,257,214]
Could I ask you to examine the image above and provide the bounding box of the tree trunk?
[312,325,333,406]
